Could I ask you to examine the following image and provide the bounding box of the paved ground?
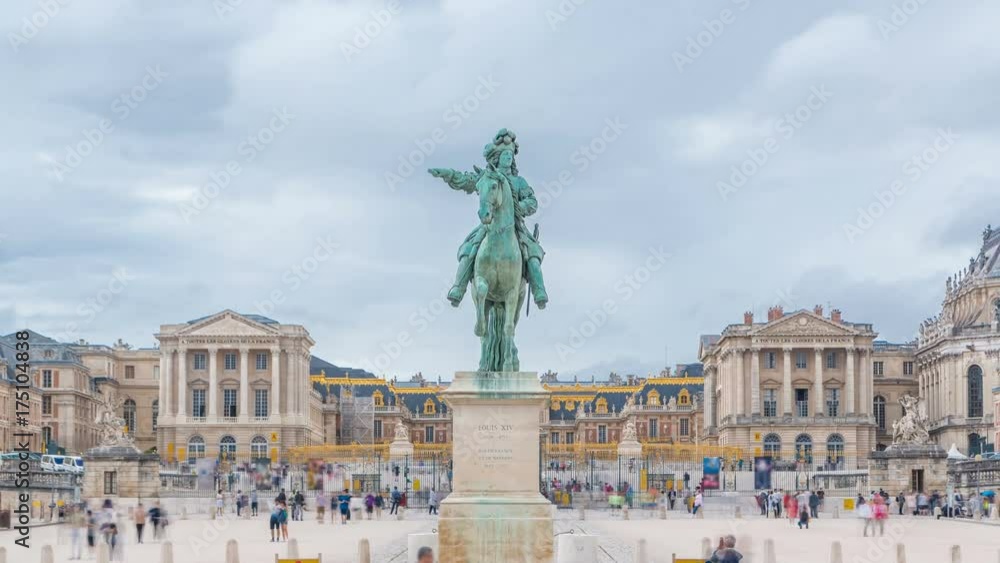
[577,511,1000,563]
[8,509,1000,562]
[12,512,436,563]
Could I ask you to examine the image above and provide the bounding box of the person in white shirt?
[692,489,704,517]
[856,497,874,537]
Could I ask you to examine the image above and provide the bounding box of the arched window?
[152,400,159,432]
[423,398,436,415]
[763,433,781,459]
[187,435,206,459]
[372,390,384,407]
[123,399,136,436]
[595,397,608,414]
[968,433,983,456]
[794,434,813,464]
[647,390,661,406]
[678,389,691,405]
[826,434,845,467]
[968,365,984,418]
[220,435,237,459]
[873,395,886,430]
[250,435,268,459]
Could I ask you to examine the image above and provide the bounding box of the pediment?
[753,311,856,337]
[179,310,279,337]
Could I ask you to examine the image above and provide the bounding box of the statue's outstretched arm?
[428,167,481,194]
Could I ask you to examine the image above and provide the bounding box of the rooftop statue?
[428,129,549,372]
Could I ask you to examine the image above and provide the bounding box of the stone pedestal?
[438,371,554,563]
[868,444,948,493]
[389,439,414,458]
[617,440,642,459]
[82,446,160,501]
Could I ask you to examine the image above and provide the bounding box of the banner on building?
[754,456,773,490]
[702,456,721,490]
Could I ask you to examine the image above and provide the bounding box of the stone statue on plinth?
[428,129,548,372]
[393,419,409,442]
[891,394,931,445]
[389,419,414,458]
[621,417,638,442]
[94,392,136,450]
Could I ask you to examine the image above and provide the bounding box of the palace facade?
[8,224,1000,460]
[916,226,1000,454]
[699,306,880,464]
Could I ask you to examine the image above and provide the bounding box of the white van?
[62,456,84,474]
[41,454,66,472]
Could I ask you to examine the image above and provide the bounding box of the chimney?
[814,304,824,316]
[744,311,754,325]
[831,309,842,323]
[767,306,784,322]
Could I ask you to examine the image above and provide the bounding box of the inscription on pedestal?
[474,424,514,471]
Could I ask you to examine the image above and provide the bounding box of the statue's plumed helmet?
[483,128,519,164]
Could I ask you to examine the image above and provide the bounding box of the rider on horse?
[429,129,548,310]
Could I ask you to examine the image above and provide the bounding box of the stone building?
[0,333,44,453]
[0,330,167,455]
[871,340,918,450]
[700,306,878,466]
[76,341,161,452]
[154,310,321,462]
[916,225,1000,455]
[543,367,704,449]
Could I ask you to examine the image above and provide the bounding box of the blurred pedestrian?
[133,503,146,544]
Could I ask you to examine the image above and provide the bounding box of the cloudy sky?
[3,0,999,380]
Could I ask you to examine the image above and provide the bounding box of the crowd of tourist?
[61,498,171,561]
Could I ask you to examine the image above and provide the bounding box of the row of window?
[578,419,691,444]
[40,365,160,385]
[187,435,270,459]
[871,366,987,429]
[754,354,913,376]
[191,352,271,371]
[190,389,270,418]
[370,421,444,443]
[762,433,844,464]
[755,388,841,417]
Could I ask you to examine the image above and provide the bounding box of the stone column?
[735,349,745,417]
[162,347,173,417]
[814,347,824,416]
[952,360,969,418]
[705,367,715,430]
[862,349,872,417]
[239,346,250,422]
[750,349,761,415]
[286,348,296,416]
[176,345,188,418]
[271,347,281,420]
[845,348,856,414]
[207,345,219,419]
[782,347,793,415]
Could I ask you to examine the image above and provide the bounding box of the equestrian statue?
[428,128,548,372]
